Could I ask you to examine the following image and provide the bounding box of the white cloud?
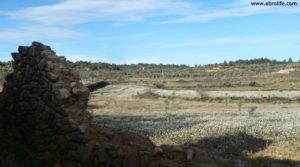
[191,33,300,46]
[4,0,300,26]
[1,0,299,41]
[129,32,300,49]
[6,0,195,26]
[82,32,156,42]
[161,0,300,23]
[1,0,195,41]
[0,25,80,41]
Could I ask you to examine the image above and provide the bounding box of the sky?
[0,0,299,65]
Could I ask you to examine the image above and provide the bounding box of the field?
[88,84,300,166]
[1,60,300,166]
[68,60,300,91]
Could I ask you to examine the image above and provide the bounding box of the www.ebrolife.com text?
[251,1,297,6]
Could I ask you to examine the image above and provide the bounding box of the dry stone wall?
[0,42,229,167]
[0,42,92,166]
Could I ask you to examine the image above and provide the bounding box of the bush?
[249,81,256,87]
[248,106,257,116]
[223,81,232,87]
[237,100,244,112]
[153,82,164,89]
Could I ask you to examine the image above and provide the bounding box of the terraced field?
[93,84,300,99]
[89,84,300,165]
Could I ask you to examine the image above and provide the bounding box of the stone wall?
[0,42,229,167]
[1,42,93,166]
[87,81,110,92]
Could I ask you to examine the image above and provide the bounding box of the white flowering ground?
[93,108,300,160]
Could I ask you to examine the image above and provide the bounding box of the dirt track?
[95,84,300,99]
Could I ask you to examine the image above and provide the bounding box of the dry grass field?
[1,60,300,166]
[88,84,300,165]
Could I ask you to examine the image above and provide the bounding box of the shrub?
[223,81,232,87]
[164,99,170,113]
[248,106,257,116]
[249,81,256,87]
[237,100,244,112]
[153,82,164,89]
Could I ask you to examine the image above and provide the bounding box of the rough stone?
[11,52,20,61]
[271,163,290,167]
[78,124,87,134]
[41,50,55,57]
[53,163,62,167]
[72,85,89,97]
[200,163,219,167]
[70,82,77,88]
[32,41,44,47]
[57,88,71,100]
[186,149,194,161]
[48,72,59,82]
[18,46,29,55]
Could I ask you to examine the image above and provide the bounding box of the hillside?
[59,59,300,90]
[2,58,300,91]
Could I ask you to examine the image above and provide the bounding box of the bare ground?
[94,84,300,99]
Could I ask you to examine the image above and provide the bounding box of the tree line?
[1,57,298,70]
[222,57,296,66]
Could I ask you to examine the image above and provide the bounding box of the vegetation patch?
[93,108,300,164]
[183,96,300,104]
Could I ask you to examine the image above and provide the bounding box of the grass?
[93,109,300,145]
[183,96,300,104]
[92,96,300,164]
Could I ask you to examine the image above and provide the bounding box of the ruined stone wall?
[0,42,228,167]
[0,42,93,166]
[87,81,110,92]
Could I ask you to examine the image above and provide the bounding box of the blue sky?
[0,0,299,65]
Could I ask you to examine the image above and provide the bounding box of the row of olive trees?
[75,68,128,84]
